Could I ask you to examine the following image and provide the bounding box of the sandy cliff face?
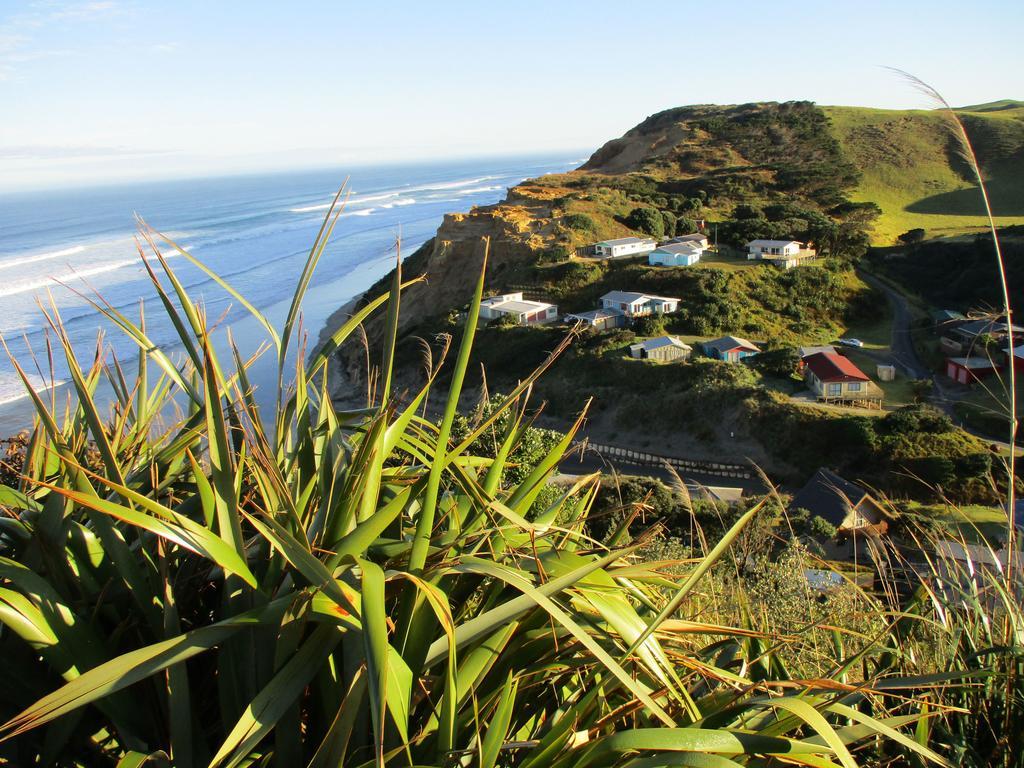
[332,184,567,379]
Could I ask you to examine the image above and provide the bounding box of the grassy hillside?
[825,103,1024,242]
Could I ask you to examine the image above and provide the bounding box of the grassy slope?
[824,103,1024,243]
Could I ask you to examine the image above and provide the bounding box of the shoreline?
[314,291,367,410]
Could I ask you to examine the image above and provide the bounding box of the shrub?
[562,212,594,231]
[881,404,954,436]
[625,206,664,238]
[898,227,927,246]
[632,314,667,336]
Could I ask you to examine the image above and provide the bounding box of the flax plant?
[0,192,948,766]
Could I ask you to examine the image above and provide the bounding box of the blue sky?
[2,0,1022,189]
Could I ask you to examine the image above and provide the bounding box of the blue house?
[649,241,704,267]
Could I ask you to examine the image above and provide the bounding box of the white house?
[746,239,814,269]
[599,291,680,318]
[592,237,658,259]
[648,241,704,267]
[479,292,558,325]
[746,239,802,259]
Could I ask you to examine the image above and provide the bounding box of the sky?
[2,0,1022,191]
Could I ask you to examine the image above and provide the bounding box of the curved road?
[860,268,1018,450]
[857,269,929,380]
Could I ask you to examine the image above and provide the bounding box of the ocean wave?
[0,245,87,272]
[0,250,185,299]
[289,175,504,214]
[379,198,416,209]
[291,190,403,213]
[0,372,66,408]
[456,185,504,195]
[412,175,498,192]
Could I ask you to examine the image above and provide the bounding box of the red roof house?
[803,352,882,407]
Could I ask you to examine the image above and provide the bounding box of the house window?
[827,383,842,396]
[848,382,861,391]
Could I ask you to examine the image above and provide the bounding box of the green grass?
[840,349,920,406]
[903,502,1009,544]
[824,105,1024,243]
[692,248,756,272]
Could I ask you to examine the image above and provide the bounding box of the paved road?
[859,268,1019,451]
[857,270,930,380]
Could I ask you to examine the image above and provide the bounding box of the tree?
[660,210,678,238]
[898,228,926,247]
[676,216,696,235]
[625,207,664,238]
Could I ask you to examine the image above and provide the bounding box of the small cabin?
[629,336,692,362]
[702,335,760,362]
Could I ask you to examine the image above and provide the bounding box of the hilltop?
[325,100,1014,503]
[349,98,1024,350]
[825,101,1024,241]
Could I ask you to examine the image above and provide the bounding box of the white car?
[838,338,864,348]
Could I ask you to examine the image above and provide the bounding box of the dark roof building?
[788,468,889,534]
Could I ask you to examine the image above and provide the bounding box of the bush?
[898,228,926,246]
[880,404,954,436]
[632,314,667,336]
[749,347,800,379]
[588,476,681,541]
[625,206,665,238]
[563,212,595,231]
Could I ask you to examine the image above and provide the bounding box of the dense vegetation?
[564,102,880,258]
[866,228,1024,313]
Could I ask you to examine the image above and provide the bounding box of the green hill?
[824,103,1024,242]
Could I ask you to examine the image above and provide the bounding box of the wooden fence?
[577,441,752,479]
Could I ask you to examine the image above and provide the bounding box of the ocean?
[0,153,585,434]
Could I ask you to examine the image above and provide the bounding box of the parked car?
[838,338,864,348]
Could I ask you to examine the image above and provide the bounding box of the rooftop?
[948,356,1001,369]
[955,318,1024,338]
[483,295,555,314]
[596,236,657,247]
[703,335,760,354]
[803,351,870,382]
[666,233,708,244]
[652,242,704,255]
[788,468,880,529]
[798,345,838,358]
[601,290,680,305]
[630,335,692,353]
[746,239,801,248]
[565,308,624,321]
